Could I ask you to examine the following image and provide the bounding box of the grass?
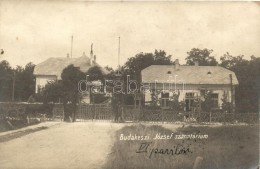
[103,124,259,169]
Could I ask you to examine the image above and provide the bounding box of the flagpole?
[118,36,120,70]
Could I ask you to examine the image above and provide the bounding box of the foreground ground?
[0,122,259,169]
[0,122,125,169]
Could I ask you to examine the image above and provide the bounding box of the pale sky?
[0,1,259,68]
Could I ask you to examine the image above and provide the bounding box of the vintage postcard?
[0,1,259,169]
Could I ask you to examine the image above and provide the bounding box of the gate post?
[209,112,212,123]
[122,106,124,122]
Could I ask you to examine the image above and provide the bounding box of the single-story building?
[141,59,239,112]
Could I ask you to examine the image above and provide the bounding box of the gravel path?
[0,122,124,169]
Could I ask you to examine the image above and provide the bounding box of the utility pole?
[12,71,15,102]
[116,36,121,77]
[118,36,120,70]
[229,74,234,113]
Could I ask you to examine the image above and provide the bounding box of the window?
[161,92,169,108]
[211,93,219,109]
[37,85,42,93]
[185,92,195,112]
[134,94,142,108]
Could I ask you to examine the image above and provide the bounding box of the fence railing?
[122,106,259,124]
[0,102,258,124]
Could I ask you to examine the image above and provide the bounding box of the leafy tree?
[13,65,24,101]
[123,50,173,82]
[35,65,83,121]
[123,52,154,81]
[117,50,173,108]
[42,81,63,103]
[153,49,173,65]
[86,65,105,82]
[104,66,116,82]
[104,66,114,72]
[14,62,35,101]
[23,62,35,99]
[61,65,85,121]
[220,52,246,69]
[168,91,185,111]
[201,90,214,112]
[0,61,35,102]
[0,60,13,101]
[186,48,218,66]
[40,65,85,121]
[220,53,260,113]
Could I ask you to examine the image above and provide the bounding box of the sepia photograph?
[0,1,259,169]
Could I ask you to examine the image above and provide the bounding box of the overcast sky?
[0,1,259,68]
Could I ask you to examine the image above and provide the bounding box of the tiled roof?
[34,56,108,79]
[141,65,239,85]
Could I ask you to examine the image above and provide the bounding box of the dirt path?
[0,122,124,169]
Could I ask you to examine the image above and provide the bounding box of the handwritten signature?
[136,142,193,159]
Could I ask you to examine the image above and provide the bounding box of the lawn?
[103,124,259,169]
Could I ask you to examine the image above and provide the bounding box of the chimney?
[94,55,96,63]
[67,53,70,58]
[194,60,199,66]
[175,59,180,70]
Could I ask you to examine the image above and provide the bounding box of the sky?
[0,1,259,69]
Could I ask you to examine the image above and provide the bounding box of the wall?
[143,83,234,109]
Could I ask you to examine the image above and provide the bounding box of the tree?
[41,65,85,121]
[220,52,247,69]
[0,61,35,102]
[153,49,173,65]
[201,90,214,112]
[61,65,85,121]
[118,50,173,108]
[220,53,260,113]
[14,62,35,101]
[0,60,13,101]
[23,62,35,99]
[42,81,63,103]
[123,50,173,82]
[168,90,185,111]
[186,48,218,66]
[104,66,116,81]
[86,66,105,82]
[123,52,154,81]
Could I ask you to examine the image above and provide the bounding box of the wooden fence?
[76,104,112,121]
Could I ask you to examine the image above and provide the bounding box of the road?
[0,122,124,169]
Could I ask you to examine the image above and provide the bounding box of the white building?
[141,60,239,111]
